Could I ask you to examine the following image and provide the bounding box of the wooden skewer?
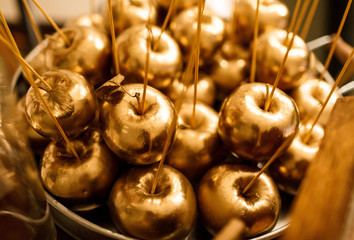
[90,0,95,14]
[303,48,354,143]
[153,0,177,52]
[118,0,125,33]
[141,24,152,115]
[286,0,302,43]
[22,0,43,43]
[32,0,70,46]
[242,135,295,195]
[249,0,260,83]
[108,0,120,75]
[264,0,311,111]
[319,0,352,81]
[0,35,80,161]
[300,0,320,40]
[191,0,204,128]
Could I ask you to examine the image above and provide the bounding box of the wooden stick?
[213,218,247,240]
[249,0,260,83]
[286,0,302,43]
[300,0,320,40]
[303,48,354,143]
[319,0,352,81]
[141,24,152,115]
[0,35,80,161]
[281,96,354,240]
[108,0,120,75]
[264,0,311,111]
[191,0,204,128]
[32,0,70,46]
[242,135,295,195]
[153,0,177,52]
[90,0,95,14]
[22,0,43,43]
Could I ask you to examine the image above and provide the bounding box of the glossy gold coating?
[218,83,299,162]
[44,26,111,87]
[170,7,226,66]
[270,122,324,195]
[100,83,177,165]
[211,40,250,92]
[117,25,182,91]
[165,73,216,106]
[233,0,289,45]
[40,129,120,211]
[65,13,106,33]
[165,101,223,182]
[291,79,340,126]
[157,0,197,11]
[25,70,98,140]
[102,0,157,34]
[256,29,309,90]
[108,165,197,240]
[198,163,281,237]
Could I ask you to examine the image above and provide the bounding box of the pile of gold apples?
[17,0,341,239]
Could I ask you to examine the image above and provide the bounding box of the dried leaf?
[45,85,74,119]
[95,74,125,102]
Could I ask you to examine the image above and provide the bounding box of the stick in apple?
[300,0,320,40]
[32,0,70,46]
[22,0,43,43]
[108,0,120,75]
[319,0,352,81]
[249,0,260,83]
[285,0,302,44]
[141,23,152,115]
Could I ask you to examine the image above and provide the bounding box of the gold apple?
[165,73,216,106]
[211,40,250,92]
[65,13,106,33]
[256,29,309,90]
[44,25,111,87]
[117,24,182,91]
[102,0,157,34]
[218,82,299,162]
[165,101,223,182]
[198,163,281,237]
[157,0,197,12]
[170,6,226,66]
[232,0,289,45]
[25,70,98,140]
[40,129,120,211]
[108,164,196,240]
[291,78,341,126]
[100,83,177,165]
[269,122,324,195]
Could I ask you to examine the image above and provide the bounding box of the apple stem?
[0,35,81,162]
[264,0,310,111]
[318,0,352,82]
[249,0,260,83]
[285,0,301,44]
[22,0,43,43]
[304,48,354,143]
[191,0,204,128]
[32,0,70,47]
[300,0,320,40]
[153,0,177,52]
[0,14,52,91]
[242,136,294,195]
[150,113,178,195]
[108,0,120,75]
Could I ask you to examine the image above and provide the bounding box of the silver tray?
[13,36,351,240]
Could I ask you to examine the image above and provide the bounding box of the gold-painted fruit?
[44,26,111,87]
[65,13,106,33]
[100,83,177,165]
[198,163,281,237]
[166,101,223,182]
[117,24,182,91]
[218,83,299,162]
[40,129,120,211]
[109,165,197,240]
[170,6,226,66]
[269,122,324,195]
[291,78,340,126]
[256,29,309,90]
[232,0,289,45]
[25,70,98,140]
